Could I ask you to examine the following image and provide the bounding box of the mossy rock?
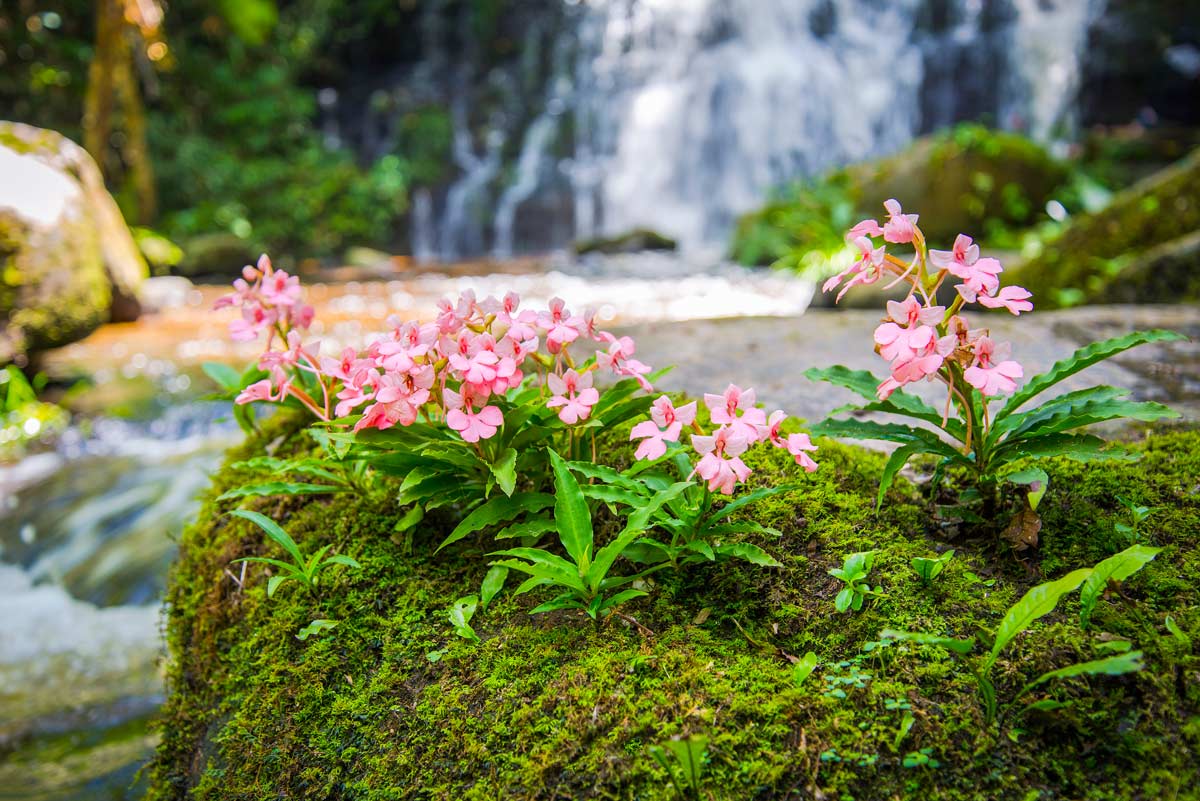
[150,415,1200,800]
[0,122,149,364]
[575,228,678,256]
[174,233,258,280]
[1009,147,1200,308]
[730,125,1067,270]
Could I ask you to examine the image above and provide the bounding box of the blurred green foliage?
[0,1,454,261]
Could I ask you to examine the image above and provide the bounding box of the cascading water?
[410,0,1106,260]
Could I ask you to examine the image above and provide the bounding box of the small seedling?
[229,509,361,598]
[449,595,481,643]
[1114,495,1154,543]
[830,550,878,612]
[911,550,954,584]
[649,734,708,800]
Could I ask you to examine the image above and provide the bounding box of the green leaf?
[993,432,1139,465]
[580,484,646,508]
[230,509,304,567]
[713,542,782,567]
[811,418,965,461]
[229,556,299,574]
[880,629,976,655]
[266,574,288,598]
[803,365,965,438]
[877,442,923,509]
[295,619,338,641]
[529,592,587,615]
[911,550,954,583]
[489,448,518,497]
[702,522,783,539]
[566,460,648,493]
[1022,651,1144,696]
[323,554,362,570]
[480,566,508,611]
[708,484,797,522]
[489,554,587,593]
[834,587,855,613]
[792,652,819,686]
[548,450,593,572]
[1079,545,1162,627]
[393,504,425,533]
[219,482,351,500]
[1007,399,1178,442]
[437,492,555,552]
[202,361,242,392]
[597,588,650,614]
[1165,615,1190,645]
[996,330,1186,422]
[992,386,1130,442]
[1005,467,1049,510]
[494,518,558,541]
[587,482,692,592]
[988,568,1093,667]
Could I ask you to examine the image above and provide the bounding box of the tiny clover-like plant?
[830,550,878,613]
[807,200,1183,521]
[229,509,361,598]
[488,450,691,624]
[883,544,1157,723]
[911,550,954,584]
[648,734,709,801]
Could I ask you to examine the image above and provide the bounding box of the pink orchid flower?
[537,297,584,352]
[691,426,752,495]
[785,433,819,472]
[845,218,884,241]
[882,198,919,244]
[335,369,378,418]
[964,336,1024,396]
[597,336,653,391]
[444,387,504,442]
[704,384,767,441]
[260,269,302,307]
[546,369,600,425]
[229,303,276,343]
[978,285,1033,315]
[874,296,945,363]
[235,378,279,405]
[823,236,887,301]
[630,396,696,460]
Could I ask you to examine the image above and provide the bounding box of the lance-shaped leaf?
[880,628,976,655]
[219,482,351,500]
[987,568,1093,668]
[995,329,1186,422]
[230,509,303,566]
[1079,545,1162,627]
[586,482,692,593]
[548,450,593,571]
[1020,650,1144,699]
[708,484,797,522]
[436,492,555,552]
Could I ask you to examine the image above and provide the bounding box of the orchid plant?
[210,256,822,627]
[808,199,1182,519]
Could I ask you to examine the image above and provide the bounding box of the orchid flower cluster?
[824,199,1032,423]
[631,387,818,496]
[214,256,656,442]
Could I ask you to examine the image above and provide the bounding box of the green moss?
[150,417,1200,800]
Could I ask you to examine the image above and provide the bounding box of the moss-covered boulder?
[1009,147,1200,307]
[575,228,678,256]
[731,125,1067,270]
[150,414,1200,800]
[0,122,148,364]
[173,233,258,280]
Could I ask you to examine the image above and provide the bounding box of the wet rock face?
[0,122,148,365]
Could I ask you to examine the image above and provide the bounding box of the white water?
[429,0,1106,258]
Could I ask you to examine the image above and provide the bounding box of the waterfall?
[404,0,1107,259]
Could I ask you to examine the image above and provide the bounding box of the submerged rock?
[0,122,148,364]
[575,228,678,255]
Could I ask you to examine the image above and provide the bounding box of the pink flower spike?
[882,199,919,244]
[546,369,600,425]
[978,285,1033,315]
[537,297,583,352]
[785,433,819,472]
[824,236,887,301]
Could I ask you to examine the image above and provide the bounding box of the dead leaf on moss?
[1002,506,1042,550]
